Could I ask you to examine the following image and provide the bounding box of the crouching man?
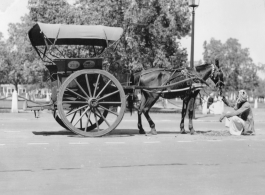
[219,90,255,136]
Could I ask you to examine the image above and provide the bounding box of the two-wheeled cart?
[28,23,205,137]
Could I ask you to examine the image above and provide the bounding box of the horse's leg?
[137,91,146,134]
[138,111,145,134]
[137,92,159,135]
[188,92,199,135]
[180,96,191,134]
[142,95,159,135]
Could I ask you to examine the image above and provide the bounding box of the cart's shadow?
[32,130,75,136]
[32,129,140,137]
[32,129,212,137]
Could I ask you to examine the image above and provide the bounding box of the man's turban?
[237,90,248,103]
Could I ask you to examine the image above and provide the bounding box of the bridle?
[209,64,224,96]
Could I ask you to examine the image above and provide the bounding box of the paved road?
[1,111,265,195]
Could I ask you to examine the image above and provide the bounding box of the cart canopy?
[28,22,124,47]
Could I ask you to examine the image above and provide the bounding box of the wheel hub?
[88,98,98,108]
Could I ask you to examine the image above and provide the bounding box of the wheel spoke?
[63,101,87,104]
[80,109,82,129]
[99,102,122,105]
[93,108,99,131]
[98,105,118,116]
[96,108,110,127]
[70,111,77,123]
[89,120,93,125]
[97,90,120,101]
[74,78,90,98]
[94,111,102,118]
[73,106,90,126]
[96,80,111,98]
[66,105,88,116]
[84,110,92,132]
[66,108,74,115]
[85,74,92,97]
[65,88,87,100]
[93,74,100,97]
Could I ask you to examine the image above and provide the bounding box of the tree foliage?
[28,0,191,72]
[203,38,259,96]
[0,15,47,90]
[1,0,192,90]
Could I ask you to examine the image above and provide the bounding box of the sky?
[0,0,265,64]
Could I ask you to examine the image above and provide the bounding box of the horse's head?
[209,60,225,95]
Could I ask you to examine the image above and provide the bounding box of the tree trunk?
[12,82,18,92]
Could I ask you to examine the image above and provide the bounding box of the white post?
[202,97,208,114]
[137,93,141,101]
[213,97,221,115]
[254,98,258,109]
[221,101,224,114]
[11,90,18,113]
[26,92,30,100]
[225,118,230,128]
[117,106,121,114]
[46,92,50,102]
[164,99,168,108]
[32,92,35,101]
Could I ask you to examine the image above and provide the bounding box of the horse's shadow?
[32,129,212,137]
[152,130,212,135]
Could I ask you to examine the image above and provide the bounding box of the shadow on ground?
[32,129,230,137]
[32,130,75,136]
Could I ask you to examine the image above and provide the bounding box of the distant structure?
[0,84,50,98]
[0,84,27,97]
[28,0,39,7]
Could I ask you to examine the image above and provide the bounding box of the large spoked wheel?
[53,109,70,130]
[57,69,126,137]
[53,105,108,131]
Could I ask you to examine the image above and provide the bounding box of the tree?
[203,38,259,94]
[0,32,8,84]
[29,0,71,24]
[0,15,45,91]
[28,0,191,72]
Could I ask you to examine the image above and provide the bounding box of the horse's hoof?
[148,130,157,135]
[139,130,146,134]
[190,131,196,135]
[150,131,157,135]
[180,131,187,134]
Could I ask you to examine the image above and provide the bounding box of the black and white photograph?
[0,0,265,194]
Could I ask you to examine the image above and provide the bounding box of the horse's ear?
[215,59,220,68]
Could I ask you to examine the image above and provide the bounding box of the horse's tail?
[127,73,137,115]
[127,94,134,115]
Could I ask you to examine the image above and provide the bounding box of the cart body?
[28,23,127,137]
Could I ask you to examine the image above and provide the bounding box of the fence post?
[254,98,258,109]
[26,92,30,100]
[46,92,50,102]
[11,90,18,113]
[202,96,208,114]
[117,106,121,114]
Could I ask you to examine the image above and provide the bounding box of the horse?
[133,62,224,135]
